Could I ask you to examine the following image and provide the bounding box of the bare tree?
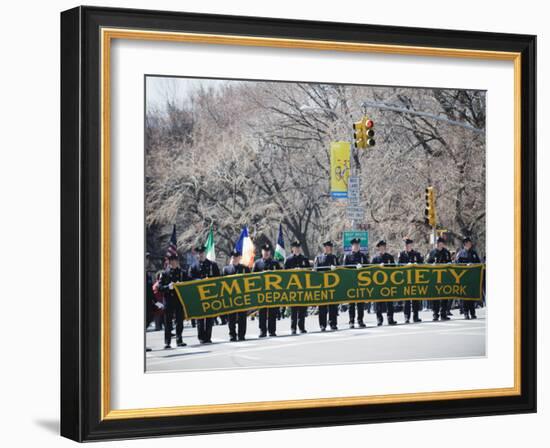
[145,79,486,267]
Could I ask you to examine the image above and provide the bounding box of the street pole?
[349,116,357,231]
[349,104,370,232]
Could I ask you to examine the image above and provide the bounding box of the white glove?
[330,265,336,271]
[154,302,164,310]
[168,282,174,290]
[356,263,362,269]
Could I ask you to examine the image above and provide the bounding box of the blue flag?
[274,223,286,262]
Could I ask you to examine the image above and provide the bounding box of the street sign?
[346,205,364,221]
[343,230,369,253]
[347,176,360,205]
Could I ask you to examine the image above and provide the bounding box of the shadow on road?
[159,350,211,358]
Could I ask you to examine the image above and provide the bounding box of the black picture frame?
[61,5,536,442]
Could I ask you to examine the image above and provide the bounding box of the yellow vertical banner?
[330,141,351,199]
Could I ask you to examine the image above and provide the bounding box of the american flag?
[166,224,178,258]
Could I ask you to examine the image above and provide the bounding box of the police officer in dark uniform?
[372,240,397,326]
[189,245,221,343]
[343,238,369,328]
[284,240,311,335]
[253,243,282,337]
[223,249,250,341]
[398,238,424,323]
[158,254,188,349]
[455,237,482,319]
[314,241,339,331]
[427,237,452,321]
[145,253,157,352]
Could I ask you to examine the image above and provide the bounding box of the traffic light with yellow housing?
[363,117,375,147]
[352,116,375,149]
[352,119,366,149]
[424,186,436,227]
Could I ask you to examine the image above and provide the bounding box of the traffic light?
[352,116,375,149]
[424,186,436,227]
[363,117,375,147]
[352,119,366,149]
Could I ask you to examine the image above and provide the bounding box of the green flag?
[205,225,215,262]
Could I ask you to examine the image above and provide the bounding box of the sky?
[146,76,236,113]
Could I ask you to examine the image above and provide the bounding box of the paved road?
[146,308,486,372]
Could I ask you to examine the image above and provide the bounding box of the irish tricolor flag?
[205,225,216,262]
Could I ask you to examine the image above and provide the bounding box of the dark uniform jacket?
[146,271,156,310]
[252,257,282,272]
[284,253,311,269]
[313,253,340,271]
[398,250,424,264]
[189,258,220,280]
[427,248,452,264]
[343,251,369,266]
[455,248,481,264]
[371,252,395,264]
[222,263,251,276]
[158,266,188,304]
[371,253,395,313]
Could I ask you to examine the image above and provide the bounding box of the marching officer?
[158,254,188,349]
[189,245,221,343]
[455,237,482,320]
[427,237,452,321]
[314,241,339,331]
[145,253,157,352]
[284,240,311,335]
[398,238,424,323]
[371,240,397,326]
[223,249,250,341]
[253,243,282,337]
[343,238,369,328]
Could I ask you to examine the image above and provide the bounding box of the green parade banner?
[174,264,485,319]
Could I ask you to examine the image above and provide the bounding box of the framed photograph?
[60,6,536,441]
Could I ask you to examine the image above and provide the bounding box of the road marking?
[146,323,485,366]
